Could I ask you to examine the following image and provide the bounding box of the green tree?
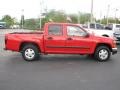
[67,13,91,24]
[2,15,15,28]
[41,10,92,28]
[24,19,39,30]
[23,10,95,30]
[68,14,78,23]
[46,10,67,23]
[97,17,120,25]
[39,10,67,28]
[79,13,91,24]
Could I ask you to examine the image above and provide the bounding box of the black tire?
[94,46,111,62]
[21,44,40,61]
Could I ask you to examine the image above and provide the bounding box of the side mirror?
[84,32,89,37]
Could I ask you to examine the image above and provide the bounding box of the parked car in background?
[0,22,6,29]
[105,23,120,41]
[4,23,117,62]
[82,23,114,39]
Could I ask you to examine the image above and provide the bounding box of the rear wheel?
[94,46,111,62]
[21,44,40,61]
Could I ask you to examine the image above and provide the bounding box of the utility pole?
[100,11,102,24]
[39,0,47,30]
[39,1,42,30]
[78,11,80,24]
[21,9,24,29]
[90,0,93,23]
[106,5,110,25]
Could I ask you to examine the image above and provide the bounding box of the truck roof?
[45,22,80,26]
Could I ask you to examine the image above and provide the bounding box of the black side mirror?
[86,33,89,37]
[83,32,89,37]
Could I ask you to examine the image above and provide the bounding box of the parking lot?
[0,29,120,90]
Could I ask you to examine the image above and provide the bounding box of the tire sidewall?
[22,44,39,61]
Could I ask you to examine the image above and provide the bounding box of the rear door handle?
[47,37,53,40]
[67,38,72,40]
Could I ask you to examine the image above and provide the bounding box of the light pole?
[100,11,102,24]
[106,5,110,25]
[90,0,93,23]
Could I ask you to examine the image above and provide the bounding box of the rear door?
[44,24,66,53]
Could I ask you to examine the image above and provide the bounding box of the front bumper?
[114,33,120,40]
[112,48,117,55]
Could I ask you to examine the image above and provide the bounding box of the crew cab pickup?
[4,23,117,62]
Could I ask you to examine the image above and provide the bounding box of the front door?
[65,25,92,54]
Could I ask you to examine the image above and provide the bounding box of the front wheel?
[94,46,111,62]
[21,44,40,61]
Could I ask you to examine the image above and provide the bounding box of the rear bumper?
[112,48,117,55]
[4,48,7,50]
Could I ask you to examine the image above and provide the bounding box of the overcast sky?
[0,0,120,20]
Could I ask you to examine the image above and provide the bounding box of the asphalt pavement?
[0,29,120,90]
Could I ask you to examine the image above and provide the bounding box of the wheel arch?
[94,43,112,53]
[19,42,41,52]
[102,34,109,37]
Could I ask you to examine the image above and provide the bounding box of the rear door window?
[67,25,86,36]
[48,25,62,35]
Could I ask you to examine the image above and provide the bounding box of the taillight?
[5,35,8,44]
[113,40,117,48]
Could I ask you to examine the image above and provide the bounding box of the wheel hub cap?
[99,49,108,60]
[25,48,35,59]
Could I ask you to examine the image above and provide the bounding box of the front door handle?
[47,37,53,40]
[67,37,72,40]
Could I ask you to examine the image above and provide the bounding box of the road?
[0,29,120,90]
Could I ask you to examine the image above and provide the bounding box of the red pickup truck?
[4,23,117,62]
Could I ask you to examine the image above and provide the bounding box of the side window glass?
[67,26,86,36]
[48,25,62,35]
